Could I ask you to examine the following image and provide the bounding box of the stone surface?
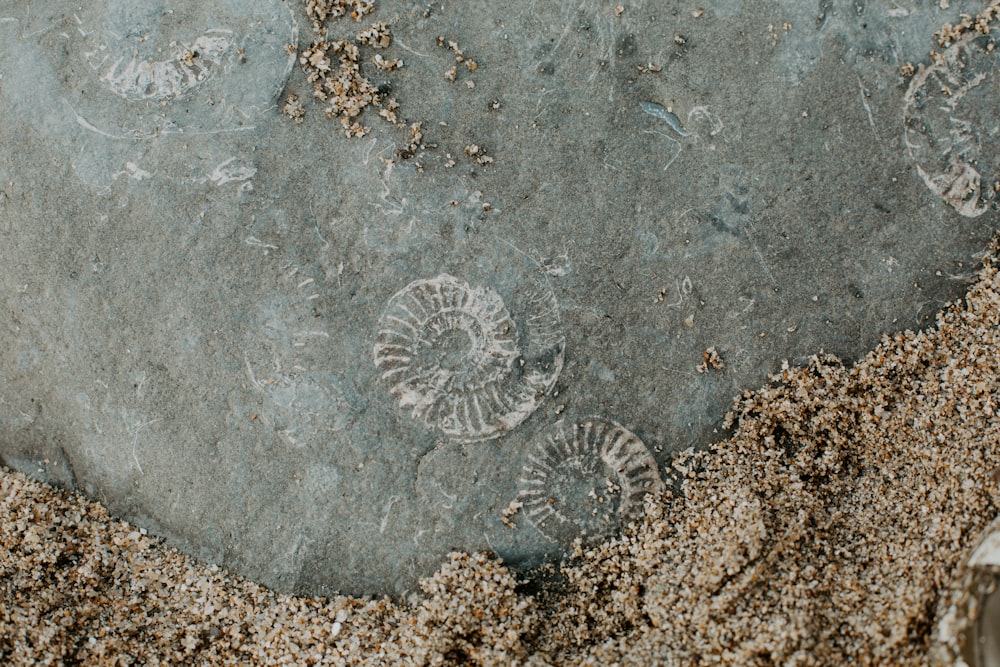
[0,0,996,596]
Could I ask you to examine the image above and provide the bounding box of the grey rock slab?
[0,0,996,596]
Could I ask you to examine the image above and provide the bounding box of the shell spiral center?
[373,273,563,442]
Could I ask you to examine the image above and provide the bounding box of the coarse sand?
[4,239,1000,665]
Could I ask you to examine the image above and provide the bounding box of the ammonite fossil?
[373,274,564,442]
[55,0,297,135]
[94,31,233,102]
[518,418,664,545]
[903,29,1000,217]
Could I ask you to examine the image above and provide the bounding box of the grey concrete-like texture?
[1,0,997,596]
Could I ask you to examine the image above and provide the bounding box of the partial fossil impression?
[60,0,297,135]
[904,28,1000,218]
[518,418,664,545]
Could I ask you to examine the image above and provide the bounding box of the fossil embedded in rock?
[373,274,563,442]
[903,30,1000,217]
[518,418,664,545]
[58,0,297,139]
[93,33,232,102]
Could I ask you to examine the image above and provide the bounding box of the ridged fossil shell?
[51,0,297,138]
[518,418,663,544]
[903,29,1000,218]
[95,33,232,102]
[373,274,564,442]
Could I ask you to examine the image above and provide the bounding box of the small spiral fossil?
[518,418,663,544]
[373,274,564,442]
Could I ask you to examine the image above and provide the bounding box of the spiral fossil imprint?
[373,274,564,442]
[518,418,664,544]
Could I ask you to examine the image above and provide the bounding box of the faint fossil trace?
[251,371,356,448]
[373,274,564,442]
[904,30,1000,218]
[91,32,233,102]
[64,0,297,137]
[518,418,664,545]
[243,278,360,451]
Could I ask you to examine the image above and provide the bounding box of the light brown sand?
[4,241,1000,665]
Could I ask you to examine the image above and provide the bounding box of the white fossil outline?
[518,418,664,544]
[90,32,233,102]
[903,30,999,218]
[60,0,299,144]
[372,274,564,442]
